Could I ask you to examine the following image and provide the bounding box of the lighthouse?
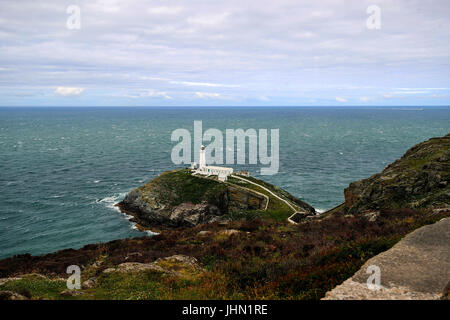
[193,145,233,181]
[199,145,206,169]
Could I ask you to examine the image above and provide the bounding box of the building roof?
[202,166,233,171]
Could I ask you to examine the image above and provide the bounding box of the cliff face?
[119,170,229,229]
[118,169,312,230]
[344,134,450,213]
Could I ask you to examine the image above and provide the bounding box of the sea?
[0,106,449,259]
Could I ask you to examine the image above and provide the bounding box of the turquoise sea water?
[0,107,449,259]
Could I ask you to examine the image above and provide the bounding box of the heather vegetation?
[1,207,447,300]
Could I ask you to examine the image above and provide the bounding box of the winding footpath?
[230,175,304,224]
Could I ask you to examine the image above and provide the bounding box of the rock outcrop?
[344,134,450,213]
[323,217,450,300]
[118,169,314,230]
[0,290,29,300]
[103,255,204,279]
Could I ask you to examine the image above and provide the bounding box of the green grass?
[139,169,228,207]
[237,175,311,210]
[404,141,449,170]
[84,271,167,300]
[227,176,294,220]
[75,270,242,300]
[0,275,67,300]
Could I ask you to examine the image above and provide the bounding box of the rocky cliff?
[344,134,450,213]
[118,169,314,230]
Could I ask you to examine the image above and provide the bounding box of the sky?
[0,0,449,107]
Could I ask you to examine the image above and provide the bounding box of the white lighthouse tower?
[193,144,233,181]
[199,145,206,169]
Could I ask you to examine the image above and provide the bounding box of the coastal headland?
[0,134,448,300]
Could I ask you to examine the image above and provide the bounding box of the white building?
[193,145,233,181]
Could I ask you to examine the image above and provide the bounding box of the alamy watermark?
[66,265,81,289]
[366,265,381,290]
[66,5,81,30]
[366,5,381,30]
[171,121,279,175]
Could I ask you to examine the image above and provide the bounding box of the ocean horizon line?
[0,105,449,109]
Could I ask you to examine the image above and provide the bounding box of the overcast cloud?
[0,0,449,106]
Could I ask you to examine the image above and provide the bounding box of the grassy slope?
[226,176,293,220]
[138,169,228,207]
[240,175,314,211]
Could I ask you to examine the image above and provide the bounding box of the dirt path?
[231,175,304,224]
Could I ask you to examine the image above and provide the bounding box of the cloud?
[125,90,172,99]
[187,12,230,26]
[140,76,170,81]
[393,91,429,94]
[335,97,347,103]
[171,81,239,88]
[148,6,183,15]
[431,93,450,98]
[54,87,84,96]
[1,0,450,106]
[144,90,172,99]
[397,88,450,91]
[195,92,223,99]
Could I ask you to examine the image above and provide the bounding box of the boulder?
[81,277,96,289]
[102,255,204,279]
[0,291,28,300]
[60,289,84,297]
[218,229,240,236]
[323,217,450,300]
[197,231,212,236]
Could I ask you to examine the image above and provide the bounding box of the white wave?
[315,208,326,214]
[100,192,159,236]
[96,192,127,212]
[124,215,158,235]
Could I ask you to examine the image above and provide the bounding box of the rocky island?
[117,169,315,231]
[0,134,448,300]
